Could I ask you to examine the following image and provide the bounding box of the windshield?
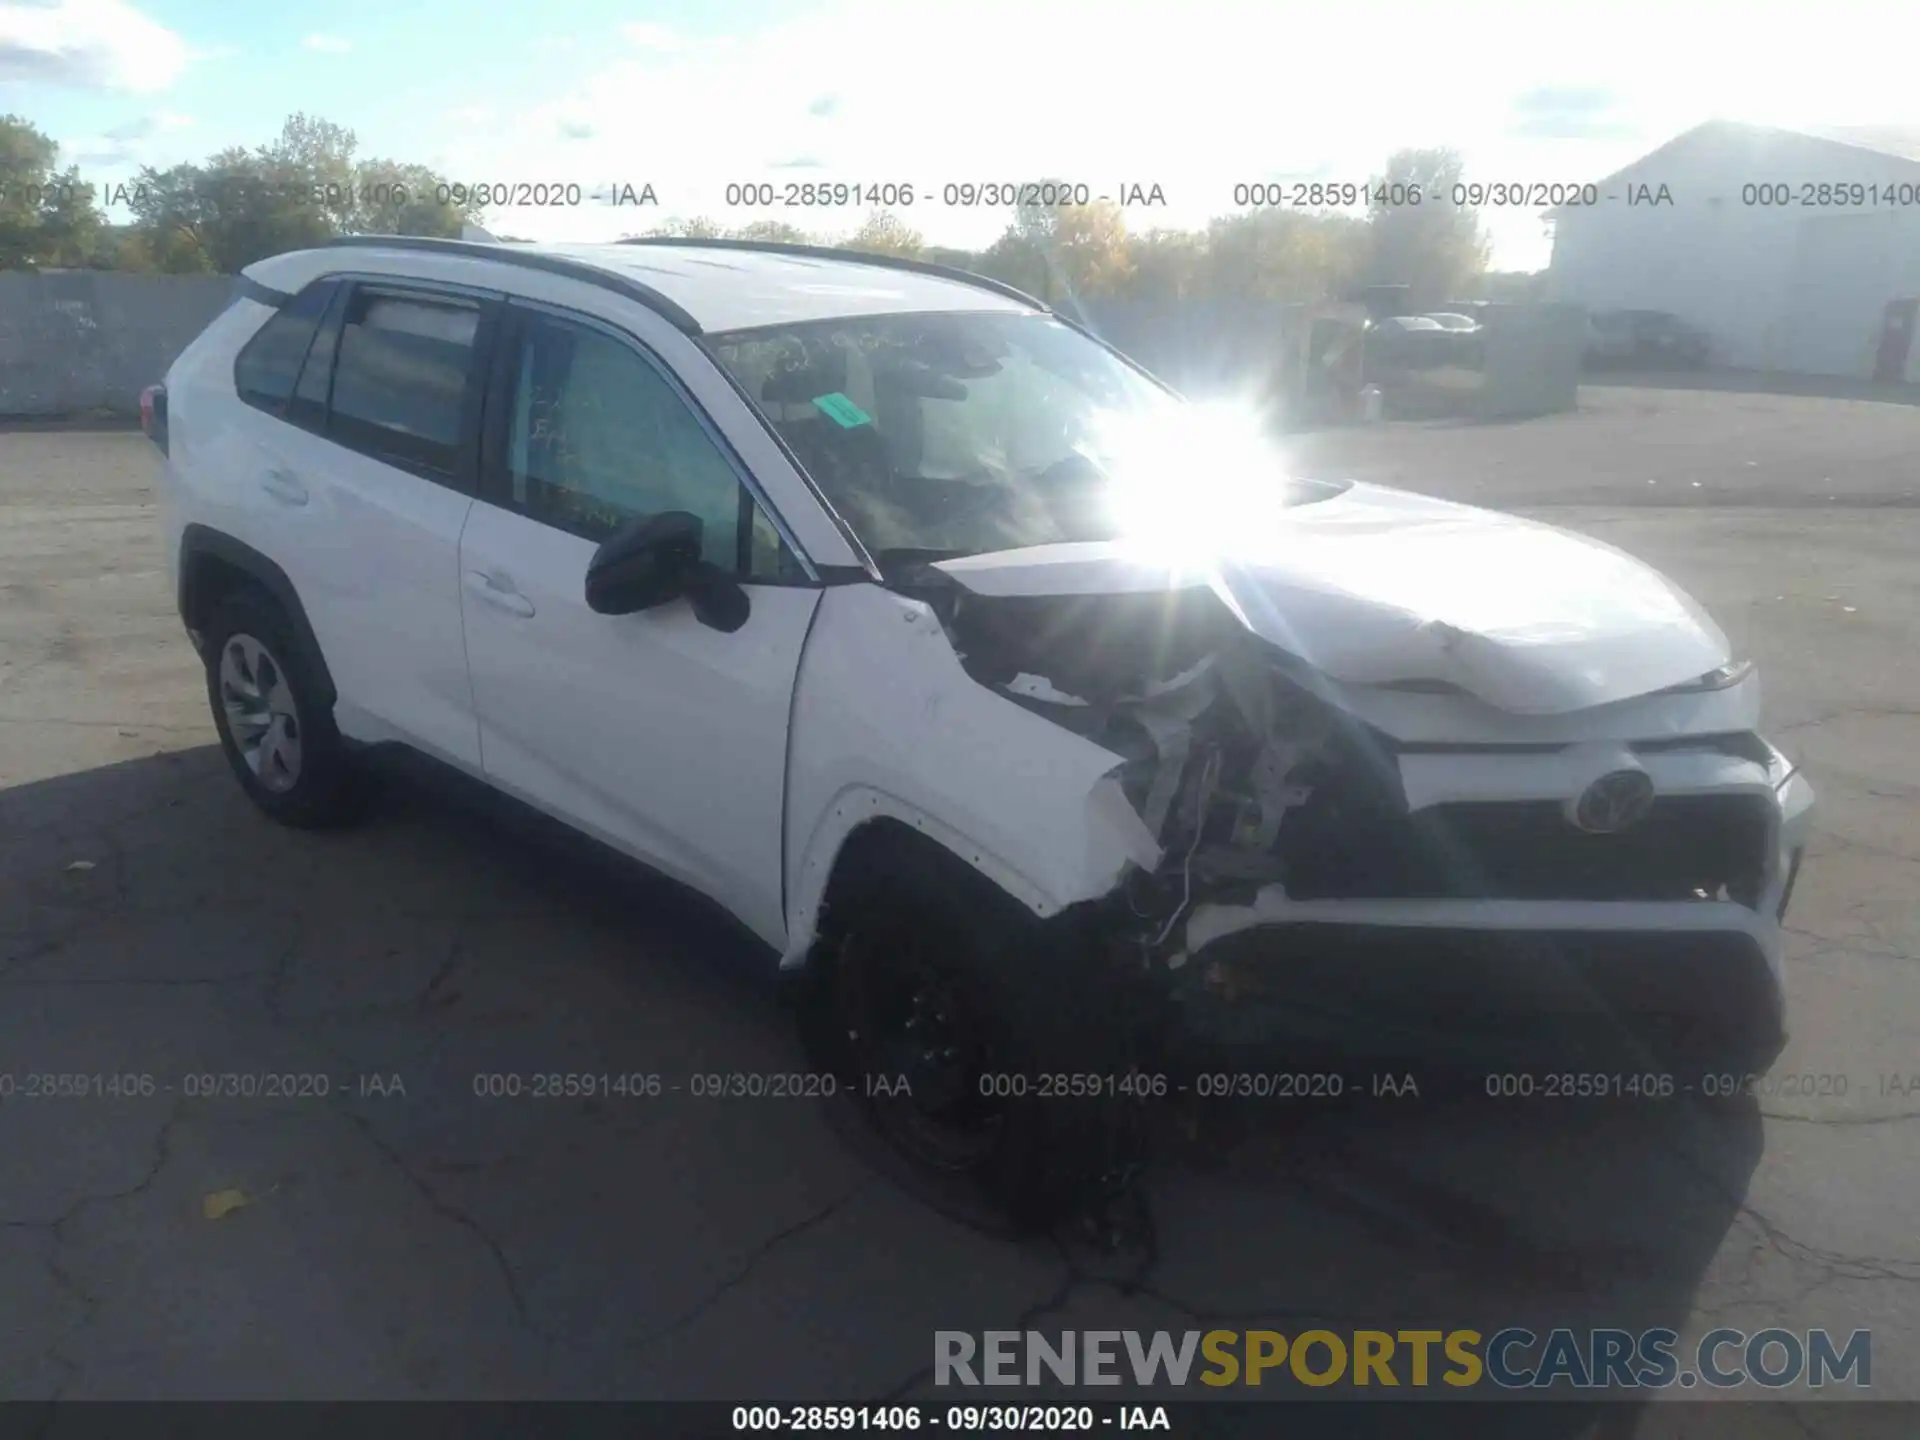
[707,310,1333,564]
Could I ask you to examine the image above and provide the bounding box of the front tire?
[204,588,367,829]
[802,847,1134,1232]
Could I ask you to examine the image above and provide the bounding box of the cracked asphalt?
[2,385,1917,1421]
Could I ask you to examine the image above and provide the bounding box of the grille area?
[1278,791,1774,906]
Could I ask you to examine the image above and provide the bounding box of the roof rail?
[614,236,1049,313]
[316,234,703,334]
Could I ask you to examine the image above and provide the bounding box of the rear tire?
[203,588,368,829]
[802,844,1133,1232]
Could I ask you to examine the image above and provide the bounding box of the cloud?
[620,22,679,53]
[102,112,157,142]
[0,0,189,93]
[100,109,185,141]
[301,33,352,54]
[66,108,191,166]
[435,0,1496,248]
[427,0,1920,263]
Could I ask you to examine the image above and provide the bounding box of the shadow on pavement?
[0,747,1763,1419]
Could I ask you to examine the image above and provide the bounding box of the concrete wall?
[1481,303,1583,418]
[1083,296,1581,425]
[0,272,237,417]
[0,271,1582,425]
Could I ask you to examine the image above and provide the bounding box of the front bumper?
[1166,746,1814,1080]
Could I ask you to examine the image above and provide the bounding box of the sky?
[4,0,1917,271]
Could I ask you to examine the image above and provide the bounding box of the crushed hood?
[930,482,1731,716]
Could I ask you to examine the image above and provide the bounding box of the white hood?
[930,483,1731,716]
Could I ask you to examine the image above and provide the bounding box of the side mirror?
[584,511,751,633]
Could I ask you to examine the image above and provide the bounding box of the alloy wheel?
[218,633,303,793]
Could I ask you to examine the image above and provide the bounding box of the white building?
[1546,120,1920,380]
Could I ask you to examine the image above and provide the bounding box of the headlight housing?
[1661,659,1755,694]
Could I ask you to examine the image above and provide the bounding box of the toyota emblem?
[1570,770,1657,834]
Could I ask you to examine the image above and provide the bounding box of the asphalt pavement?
[2,384,1916,1425]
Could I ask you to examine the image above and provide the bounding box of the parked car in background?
[1365,314,1451,372]
[1585,309,1711,369]
[1585,311,1635,366]
[1423,312,1483,333]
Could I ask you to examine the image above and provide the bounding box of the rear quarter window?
[232,280,338,412]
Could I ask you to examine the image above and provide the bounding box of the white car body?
[153,237,1811,1078]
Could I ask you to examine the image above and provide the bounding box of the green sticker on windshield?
[812,392,873,428]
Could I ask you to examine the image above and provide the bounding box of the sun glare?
[1095,399,1297,560]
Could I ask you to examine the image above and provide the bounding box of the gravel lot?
[2,386,1917,1426]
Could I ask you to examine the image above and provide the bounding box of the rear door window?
[326,287,486,481]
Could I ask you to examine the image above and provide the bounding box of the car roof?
[272,236,1043,334]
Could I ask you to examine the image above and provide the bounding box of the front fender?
[780,586,1161,969]
[781,778,1156,969]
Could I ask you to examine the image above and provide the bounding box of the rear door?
[457,300,820,947]
[274,278,501,768]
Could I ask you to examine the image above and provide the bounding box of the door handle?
[464,569,536,618]
[261,467,308,506]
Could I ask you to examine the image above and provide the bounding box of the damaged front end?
[929,580,1391,954]
[912,572,1801,1079]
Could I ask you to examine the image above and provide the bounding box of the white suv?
[148,237,1812,1227]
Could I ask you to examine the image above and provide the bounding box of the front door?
[457,302,819,948]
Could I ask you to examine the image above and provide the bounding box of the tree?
[125,149,331,273]
[5,120,1513,305]
[643,216,727,239]
[921,245,978,270]
[258,112,359,232]
[122,114,486,270]
[977,229,1051,299]
[1198,209,1366,304]
[0,115,105,268]
[730,219,816,244]
[1049,201,1132,297]
[977,180,1132,304]
[843,210,922,257]
[34,164,103,267]
[1123,227,1207,302]
[350,159,478,239]
[1361,148,1489,308]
